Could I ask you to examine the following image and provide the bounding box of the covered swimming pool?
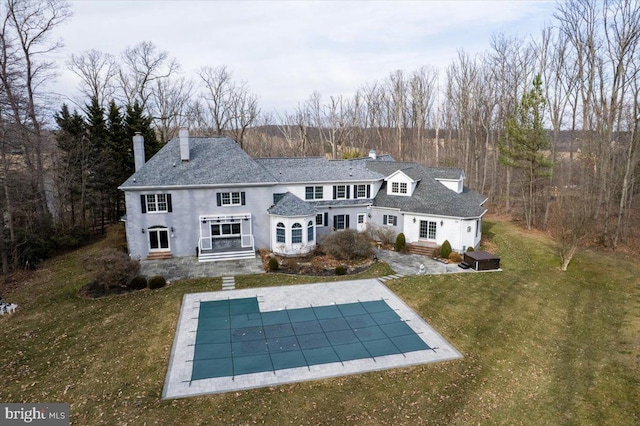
[163,279,462,399]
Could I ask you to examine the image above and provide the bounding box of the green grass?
[1,220,638,425]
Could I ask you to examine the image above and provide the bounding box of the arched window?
[276,222,286,243]
[291,223,302,244]
[307,220,314,242]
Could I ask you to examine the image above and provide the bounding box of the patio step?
[146,251,172,260]
[198,250,256,262]
[222,276,235,291]
[408,243,436,257]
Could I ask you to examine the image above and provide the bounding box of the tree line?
[1,0,639,277]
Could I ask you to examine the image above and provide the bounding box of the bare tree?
[117,41,180,112]
[151,75,193,143]
[67,49,118,108]
[0,0,70,271]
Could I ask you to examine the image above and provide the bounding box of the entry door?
[419,220,437,240]
[357,213,367,232]
[149,227,170,251]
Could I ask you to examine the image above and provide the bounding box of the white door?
[356,213,367,232]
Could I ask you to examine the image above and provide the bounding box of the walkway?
[139,249,471,282]
[140,256,264,282]
[374,249,472,276]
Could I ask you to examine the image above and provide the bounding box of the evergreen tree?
[54,104,88,230]
[124,102,160,160]
[499,74,553,229]
[106,101,130,220]
[85,97,110,232]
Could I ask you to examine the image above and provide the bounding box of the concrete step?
[222,276,235,290]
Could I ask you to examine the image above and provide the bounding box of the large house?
[119,130,487,262]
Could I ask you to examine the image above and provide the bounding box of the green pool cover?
[191,297,430,380]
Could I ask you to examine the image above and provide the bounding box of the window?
[217,191,245,206]
[391,182,407,194]
[336,185,346,199]
[357,214,365,224]
[316,213,324,226]
[305,186,324,200]
[211,223,241,237]
[307,220,314,242]
[292,223,302,243]
[383,215,397,226]
[141,194,171,213]
[419,220,437,240]
[334,215,347,230]
[355,184,367,198]
[276,222,285,243]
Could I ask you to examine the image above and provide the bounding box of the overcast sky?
[53,0,557,114]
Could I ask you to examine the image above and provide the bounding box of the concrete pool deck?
[162,279,463,399]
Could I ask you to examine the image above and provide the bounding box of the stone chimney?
[368,149,377,160]
[179,128,189,162]
[133,132,145,171]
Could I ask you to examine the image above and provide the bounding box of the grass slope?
[0,220,638,425]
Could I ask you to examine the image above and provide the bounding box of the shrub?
[321,229,373,260]
[394,233,406,252]
[432,245,441,258]
[83,248,140,291]
[373,226,397,245]
[128,275,147,290]
[448,252,463,263]
[335,265,347,275]
[467,246,475,252]
[283,257,299,273]
[148,275,166,289]
[268,257,279,271]
[440,240,452,259]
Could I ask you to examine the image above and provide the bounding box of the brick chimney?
[133,132,145,171]
[179,128,189,161]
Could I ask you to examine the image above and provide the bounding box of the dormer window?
[391,182,407,194]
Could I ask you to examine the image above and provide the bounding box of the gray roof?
[255,157,384,183]
[268,192,317,216]
[366,161,487,218]
[120,137,277,188]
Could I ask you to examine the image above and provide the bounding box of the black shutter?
[346,215,350,228]
[241,192,246,206]
[140,195,147,213]
[166,194,172,212]
[324,212,329,227]
[333,186,337,199]
[393,216,398,226]
[333,216,337,229]
[353,185,358,198]
[346,186,350,199]
[366,185,371,198]
[383,215,387,225]
[216,193,222,206]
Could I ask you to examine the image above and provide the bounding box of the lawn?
[0,220,638,425]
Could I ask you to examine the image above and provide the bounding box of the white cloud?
[53,0,556,113]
